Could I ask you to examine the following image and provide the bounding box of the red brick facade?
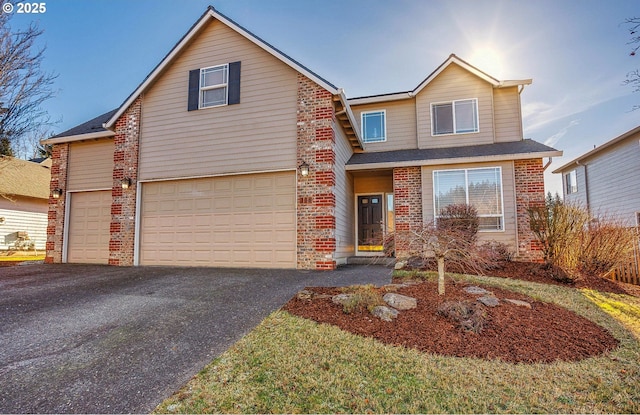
[393,166,423,259]
[296,74,337,270]
[108,98,141,266]
[45,143,69,263]
[514,158,545,261]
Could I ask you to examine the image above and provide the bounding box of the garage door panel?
[67,191,111,264]
[141,172,296,268]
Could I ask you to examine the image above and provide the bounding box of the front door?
[358,195,383,252]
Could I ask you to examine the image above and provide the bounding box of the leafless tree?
[407,222,492,296]
[0,10,57,155]
[623,17,640,110]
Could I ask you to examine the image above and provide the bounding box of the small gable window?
[565,170,577,194]
[200,64,228,107]
[431,98,478,135]
[361,110,386,143]
[188,61,241,111]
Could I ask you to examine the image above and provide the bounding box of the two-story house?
[43,7,561,270]
[553,125,640,225]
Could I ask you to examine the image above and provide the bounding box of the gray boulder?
[372,306,400,322]
[478,295,500,307]
[383,293,417,310]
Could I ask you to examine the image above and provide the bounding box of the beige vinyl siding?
[67,139,114,191]
[354,173,393,194]
[139,172,296,268]
[421,160,517,250]
[416,63,494,149]
[493,87,523,142]
[0,197,48,250]
[333,123,355,262]
[139,19,299,181]
[351,99,417,151]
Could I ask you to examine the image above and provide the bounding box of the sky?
[5,0,639,195]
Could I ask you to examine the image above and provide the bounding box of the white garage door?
[139,172,296,268]
[67,190,112,264]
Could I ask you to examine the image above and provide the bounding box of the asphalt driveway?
[0,263,391,413]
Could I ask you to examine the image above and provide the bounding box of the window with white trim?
[431,98,479,135]
[361,110,386,143]
[565,170,577,194]
[200,64,228,108]
[433,167,504,231]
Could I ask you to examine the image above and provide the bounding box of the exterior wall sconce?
[299,161,310,177]
[121,177,132,189]
[52,188,63,199]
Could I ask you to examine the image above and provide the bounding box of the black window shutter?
[228,61,241,105]
[188,69,200,111]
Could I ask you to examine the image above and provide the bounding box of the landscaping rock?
[383,293,417,310]
[296,289,313,300]
[332,293,355,306]
[478,295,500,307]
[505,298,532,309]
[394,260,407,270]
[371,305,399,322]
[464,286,492,296]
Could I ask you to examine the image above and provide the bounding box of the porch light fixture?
[121,177,132,189]
[52,188,62,199]
[299,161,310,177]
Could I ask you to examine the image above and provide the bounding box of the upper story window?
[431,98,479,136]
[565,170,578,194]
[433,167,504,231]
[361,110,386,143]
[200,64,228,108]
[187,61,241,111]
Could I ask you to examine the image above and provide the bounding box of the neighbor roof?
[552,124,640,174]
[345,139,562,170]
[0,156,51,199]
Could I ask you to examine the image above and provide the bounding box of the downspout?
[542,157,553,171]
[576,160,590,214]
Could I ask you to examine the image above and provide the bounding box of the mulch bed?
[282,262,627,364]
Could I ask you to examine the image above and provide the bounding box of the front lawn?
[155,272,640,414]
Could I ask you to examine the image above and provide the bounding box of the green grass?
[154,272,640,414]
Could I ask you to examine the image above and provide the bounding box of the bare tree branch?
[0,9,58,154]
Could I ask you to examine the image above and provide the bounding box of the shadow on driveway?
[0,263,391,413]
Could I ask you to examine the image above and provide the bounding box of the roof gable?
[348,54,532,106]
[104,6,340,129]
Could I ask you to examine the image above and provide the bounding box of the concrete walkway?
[0,263,391,413]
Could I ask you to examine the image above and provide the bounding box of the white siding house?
[553,125,640,225]
[0,157,51,251]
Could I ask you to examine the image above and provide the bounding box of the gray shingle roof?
[347,139,560,166]
[51,109,117,139]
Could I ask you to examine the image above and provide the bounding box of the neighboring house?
[0,156,51,251]
[553,125,640,225]
[42,7,561,269]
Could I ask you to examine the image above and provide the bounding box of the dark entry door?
[358,195,383,251]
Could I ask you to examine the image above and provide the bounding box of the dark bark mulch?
[282,279,620,364]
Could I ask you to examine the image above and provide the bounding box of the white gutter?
[345,150,563,171]
[40,130,115,145]
[348,92,413,106]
